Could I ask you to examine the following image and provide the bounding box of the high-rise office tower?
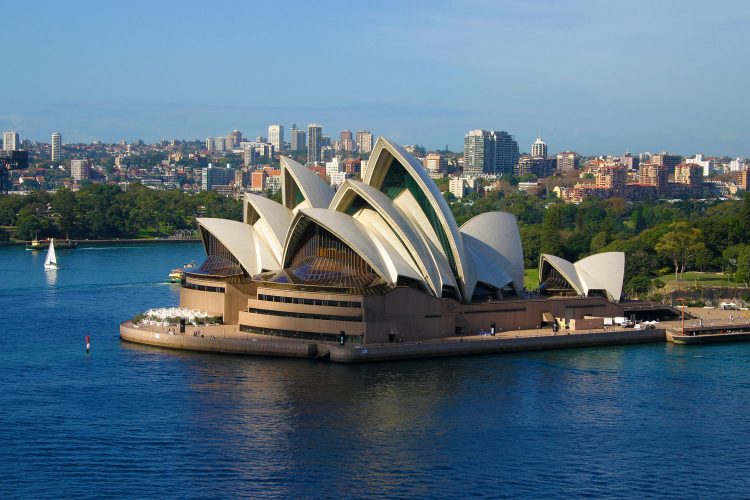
[307,124,322,163]
[231,130,243,146]
[51,132,62,162]
[206,137,216,152]
[652,152,682,175]
[492,131,519,175]
[226,133,236,150]
[531,137,547,158]
[3,131,19,151]
[463,130,492,176]
[215,136,226,152]
[463,129,519,176]
[290,124,306,151]
[268,124,284,150]
[356,130,373,153]
[291,129,307,151]
[340,130,354,152]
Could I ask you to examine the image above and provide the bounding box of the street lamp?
[676,297,686,333]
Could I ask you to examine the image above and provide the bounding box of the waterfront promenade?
[120,320,667,363]
[121,305,750,362]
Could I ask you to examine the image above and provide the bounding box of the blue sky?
[2,0,749,156]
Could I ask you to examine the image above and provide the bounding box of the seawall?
[120,322,666,363]
[328,329,666,363]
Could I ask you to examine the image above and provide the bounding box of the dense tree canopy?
[3,185,750,290]
[1,184,241,240]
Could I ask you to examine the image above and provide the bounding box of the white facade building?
[729,157,747,172]
[531,137,547,158]
[686,154,716,177]
[449,177,467,198]
[3,131,19,151]
[329,171,349,188]
[51,132,62,162]
[268,124,284,150]
[325,157,343,179]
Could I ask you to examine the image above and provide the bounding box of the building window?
[192,227,244,277]
[285,224,381,288]
[239,324,363,344]
[248,308,362,322]
[182,282,225,293]
[256,293,361,308]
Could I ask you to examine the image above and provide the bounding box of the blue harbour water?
[2,243,750,498]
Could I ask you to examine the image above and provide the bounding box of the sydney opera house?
[178,138,627,346]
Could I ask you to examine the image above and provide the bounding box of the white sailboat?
[44,238,60,270]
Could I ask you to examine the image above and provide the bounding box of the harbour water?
[2,243,750,498]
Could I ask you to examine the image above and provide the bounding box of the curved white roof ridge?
[243,193,293,253]
[460,212,525,294]
[363,137,475,301]
[280,156,334,210]
[196,217,279,275]
[330,179,449,297]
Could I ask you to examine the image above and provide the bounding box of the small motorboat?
[27,238,77,250]
[169,268,184,283]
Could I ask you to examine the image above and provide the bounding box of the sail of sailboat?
[44,238,59,270]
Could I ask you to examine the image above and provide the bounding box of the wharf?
[664,306,750,345]
[120,321,666,363]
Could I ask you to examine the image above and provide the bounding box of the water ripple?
[2,245,750,498]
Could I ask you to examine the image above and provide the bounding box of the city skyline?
[1,1,749,155]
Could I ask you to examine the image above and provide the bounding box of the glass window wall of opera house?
[177,138,627,344]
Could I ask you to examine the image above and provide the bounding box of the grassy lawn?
[655,272,734,286]
[524,268,539,290]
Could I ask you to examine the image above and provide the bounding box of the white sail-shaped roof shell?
[283,208,422,286]
[460,212,525,294]
[330,180,457,297]
[280,156,334,212]
[197,217,279,275]
[539,252,625,302]
[363,137,475,300]
[243,193,293,262]
[574,252,625,302]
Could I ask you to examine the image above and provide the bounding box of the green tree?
[52,188,77,237]
[539,206,563,256]
[625,275,652,297]
[15,208,52,240]
[736,246,750,286]
[655,222,705,281]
